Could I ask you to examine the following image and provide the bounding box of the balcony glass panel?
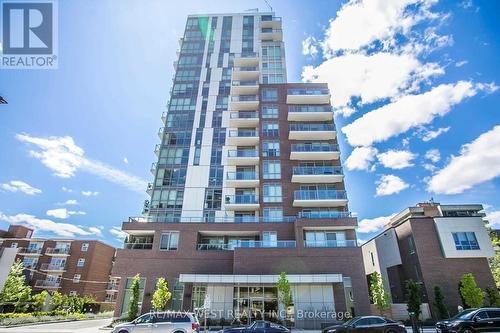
[294,190,347,200]
[287,88,329,95]
[224,195,259,204]
[293,166,343,176]
[304,240,357,247]
[226,171,258,180]
[291,143,339,152]
[228,130,258,137]
[289,123,335,131]
[227,150,259,157]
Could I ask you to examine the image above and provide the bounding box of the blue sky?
[0,0,499,246]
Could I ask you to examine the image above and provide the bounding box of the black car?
[221,321,290,333]
[436,307,500,333]
[322,316,406,333]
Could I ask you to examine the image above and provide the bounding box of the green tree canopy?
[276,272,292,308]
[485,286,500,307]
[433,286,449,319]
[32,290,49,312]
[151,278,172,311]
[459,273,484,308]
[369,272,391,315]
[127,274,141,321]
[0,260,32,312]
[406,279,422,320]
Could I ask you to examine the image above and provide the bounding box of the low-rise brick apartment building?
[362,202,496,320]
[0,224,119,308]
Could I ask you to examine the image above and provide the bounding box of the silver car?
[112,311,200,333]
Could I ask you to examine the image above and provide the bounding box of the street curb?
[0,316,112,329]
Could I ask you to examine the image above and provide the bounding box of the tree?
[433,286,449,319]
[485,287,500,307]
[488,232,500,288]
[276,272,293,321]
[369,272,391,315]
[459,273,484,308]
[0,260,32,312]
[127,274,141,321]
[50,291,63,310]
[151,278,172,311]
[406,280,422,320]
[32,290,49,312]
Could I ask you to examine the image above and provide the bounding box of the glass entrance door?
[250,298,264,323]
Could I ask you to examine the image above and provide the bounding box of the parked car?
[112,311,200,333]
[220,320,290,333]
[435,307,500,333]
[322,316,406,333]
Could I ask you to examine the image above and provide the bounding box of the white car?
[112,311,200,333]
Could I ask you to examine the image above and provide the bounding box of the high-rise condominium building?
[112,11,370,327]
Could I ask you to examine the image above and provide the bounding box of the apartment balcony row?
[260,28,283,41]
[232,66,260,81]
[229,94,259,110]
[288,105,334,121]
[290,143,340,160]
[233,52,259,67]
[260,15,282,29]
[227,129,259,145]
[224,194,259,211]
[124,242,153,250]
[126,215,298,223]
[293,190,348,207]
[16,247,42,255]
[45,247,71,256]
[231,80,259,95]
[35,280,61,289]
[287,88,330,104]
[304,240,357,248]
[40,263,66,272]
[225,171,259,187]
[292,166,343,183]
[229,111,259,127]
[289,123,336,140]
[198,240,296,251]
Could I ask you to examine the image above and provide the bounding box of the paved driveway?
[0,318,112,333]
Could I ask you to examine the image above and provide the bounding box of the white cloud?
[455,60,468,67]
[320,0,438,56]
[418,126,450,141]
[110,226,127,241]
[81,190,99,197]
[377,149,416,169]
[63,199,78,205]
[0,211,91,237]
[302,52,443,111]
[428,125,500,194]
[485,210,500,229]
[123,157,129,164]
[341,81,497,147]
[358,214,396,233]
[375,174,409,196]
[46,208,86,219]
[302,36,319,56]
[88,226,103,237]
[345,146,378,171]
[61,186,73,193]
[16,134,147,193]
[1,180,42,195]
[423,163,438,172]
[425,149,441,163]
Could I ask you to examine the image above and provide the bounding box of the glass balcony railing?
[231,95,259,102]
[261,28,283,34]
[289,123,335,131]
[294,190,347,200]
[289,105,333,113]
[232,80,259,87]
[127,215,296,223]
[261,16,282,22]
[227,150,259,158]
[226,171,258,181]
[287,88,330,96]
[234,66,259,72]
[298,211,351,219]
[224,194,259,205]
[40,263,66,271]
[45,247,70,255]
[198,240,296,250]
[124,243,153,250]
[17,247,42,254]
[304,240,357,248]
[228,130,258,137]
[293,166,343,176]
[235,52,259,58]
[230,112,258,119]
[291,144,339,152]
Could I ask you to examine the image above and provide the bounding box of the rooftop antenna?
[264,0,273,11]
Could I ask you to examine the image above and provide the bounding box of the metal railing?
[226,171,258,181]
[304,240,357,248]
[228,130,258,137]
[233,66,259,72]
[294,190,347,200]
[127,216,296,223]
[198,240,296,250]
[230,111,258,119]
[224,194,259,205]
[291,143,339,152]
[261,28,283,33]
[124,243,153,250]
[288,105,333,113]
[289,123,335,131]
[261,16,282,22]
[232,80,259,87]
[17,247,42,254]
[298,211,351,219]
[40,263,66,271]
[45,247,70,255]
[293,166,343,176]
[106,283,119,291]
[234,52,259,58]
[231,95,259,102]
[227,150,259,157]
[287,88,330,95]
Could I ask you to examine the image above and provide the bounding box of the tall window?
[160,232,180,250]
[73,274,81,283]
[262,89,278,101]
[262,122,279,137]
[204,189,222,209]
[262,105,278,119]
[262,232,277,247]
[77,258,85,267]
[263,160,281,179]
[263,183,282,203]
[262,141,280,157]
[81,243,89,252]
[263,207,283,222]
[452,232,480,250]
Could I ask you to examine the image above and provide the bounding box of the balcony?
[232,66,260,81]
[289,123,336,140]
[292,166,343,183]
[40,263,66,272]
[227,150,259,165]
[290,143,340,160]
[17,247,42,255]
[231,80,259,95]
[198,240,296,250]
[158,127,164,139]
[227,129,259,145]
[298,211,351,219]
[230,95,259,111]
[304,240,357,248]
[224,194,259,211]
[45,248,70,256]
[146,182,153,195]
[287,88,331,104]
[35,280,61,289]
[106,283,119,292]
[161,111,167,124]
[127,215,295,223]
[293,190,348,207]
[233,52,259,67]
[150,163,157,175]
[225,171,259,187]
[229,111,259,127]
[260,16,282,29]
[124,242,153,250]
[260,28,283,41]
[154,144,161,156]
[288,105,334,121]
